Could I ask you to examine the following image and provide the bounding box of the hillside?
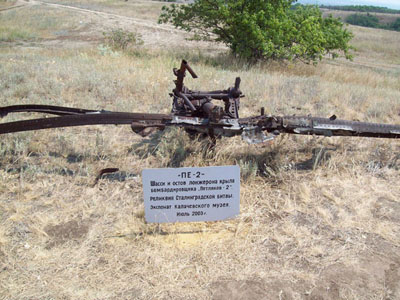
[321,7,400,28]
[0,1,399,299]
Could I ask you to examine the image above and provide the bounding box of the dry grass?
[0,0,16,10]
[39,0,167,21]
[0,5,84,42]
[0,1,400,300]
[348,25,400,65]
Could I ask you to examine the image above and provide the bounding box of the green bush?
[103,28,143,51]
[346,13,380,28]
[345,14,400,32]
[389,18,400,31]
[159,0,353,63]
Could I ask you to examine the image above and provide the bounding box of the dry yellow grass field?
[0,1,400,299]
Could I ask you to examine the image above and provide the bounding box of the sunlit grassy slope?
[0,1,399,299]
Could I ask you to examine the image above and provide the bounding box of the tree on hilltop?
[159,0,353,64]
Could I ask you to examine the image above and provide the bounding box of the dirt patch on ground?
[0,247,5,263]
[209,223,400,300]
[210,279,303,300]
[308,233,400,300]
[309,259,400,299]
[44,218,90,249]
[210,252,400,300]
[384,263,400,300]
[372,197,400,223]
[210,279,268,300]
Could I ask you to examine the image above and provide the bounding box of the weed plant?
[102,28,143,52]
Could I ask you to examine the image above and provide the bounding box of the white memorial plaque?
[142,166,240,223]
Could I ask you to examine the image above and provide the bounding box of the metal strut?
[0,104,399,140]
[0,104,99,117]
[0,105,171,134]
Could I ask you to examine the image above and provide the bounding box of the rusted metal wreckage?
[1,60,400,143]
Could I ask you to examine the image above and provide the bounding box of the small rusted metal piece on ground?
[92,168,120,187]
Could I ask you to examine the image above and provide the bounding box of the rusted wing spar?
[256,115,400,139]
[0,60,399,142]
[0,104,99,116]
[0,105,171,134]
[0,104,399,140]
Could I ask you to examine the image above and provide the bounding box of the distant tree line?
[346,13,400,31]
[319,5,400,14]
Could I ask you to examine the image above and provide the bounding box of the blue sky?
[297,0,400,9]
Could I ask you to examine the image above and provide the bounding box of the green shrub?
[389,18,400,31]
[345,14,400,32]
[159,0,353,64]
[346,13,380,28]
[103,28,143,51]
[0,26,35,42]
